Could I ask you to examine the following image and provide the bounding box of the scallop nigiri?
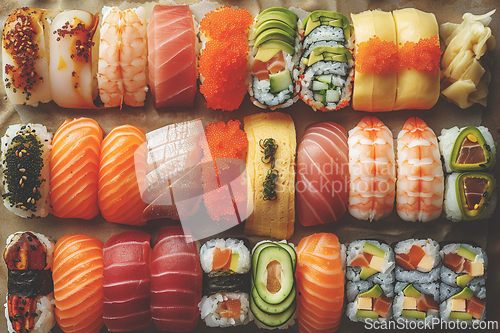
[52,235,104,333]
[396,117,444,222]
[98,124,147,225]
[50,118,103,219]
[296,233,345,333]
[348,116,395,221]
[49,10,99,108]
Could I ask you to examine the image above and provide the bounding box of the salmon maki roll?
[98,124,147,226]
[52,235,104,333]
[50,118,103,220]
[296,233,345,333]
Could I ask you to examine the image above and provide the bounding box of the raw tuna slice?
[103,230,151,332]
[148,5,197,108]
[151,226,202,332]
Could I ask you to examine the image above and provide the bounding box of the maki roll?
[2,7,51,106]
[1,124,52,218]
[443,172,496,222]
[394,239,441,284]
[440,244,487,291]
[4,232,56,333]
[346,240,395,285]
[248,7,301,109]
[393,282,440,323]
[345,283,393,323]
[438,126,496,173]
[199,292,252,328]
[440,286,486,324]
[296,11,353,111]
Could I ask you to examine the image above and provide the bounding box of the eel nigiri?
[103,231,151,331]
[296,233,345,333]
[296,122,349,226]
[348,116,395,221]
[396,117,444,222]
[52,235,104,333]
[151,226,202,332]
[148,5,197,108]
[2,7,51,106]
[98,124,147,225]
[50,118,103,220]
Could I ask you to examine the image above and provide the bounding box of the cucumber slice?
[252,242,279,280]
[314,92,324,102]
[276,243,297,272]
[255,246,294,304]
[252,285,296,314]
[326,90,340,103]
[312,81,329,91]
[250,296,296,327]
[316,75,332,84]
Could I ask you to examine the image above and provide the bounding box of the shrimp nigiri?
[396,117,444,222]
[348,116,395,221]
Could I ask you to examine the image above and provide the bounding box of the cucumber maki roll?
[440,244,487,291]
[346,240,395,285]
[439,286,486,325]
[443,172,496,222]
[393,282,440,324]
[346,283,394,323]
[1,124,52,218]
[394,239,441,284]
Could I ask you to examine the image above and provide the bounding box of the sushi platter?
[0,0,499,332]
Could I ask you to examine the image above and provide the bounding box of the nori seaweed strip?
[8,270,53,296]
[204,270,250,295]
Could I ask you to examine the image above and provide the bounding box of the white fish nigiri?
[348,116,396,221]
[49,10,99,108]
[396,117,444,222]
[2,7,51,106]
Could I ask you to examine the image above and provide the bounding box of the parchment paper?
[0,1,499,332]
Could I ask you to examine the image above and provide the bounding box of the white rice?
[199,238,251,274]
[6,231,55,269]
[303,26,345,50]
[440,265,487,290]
[199,292,252,327]
[1,124,52,218]
[438,126,496,173]
[440,243,487,266]
[5,293,56,333]
[346,281,395,303]
[443,173,497,222]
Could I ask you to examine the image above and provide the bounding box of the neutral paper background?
[0,0,499,332]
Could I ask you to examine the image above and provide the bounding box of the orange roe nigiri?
[398,35,442,74]
[198,7,253,111]
[355,36,398,73]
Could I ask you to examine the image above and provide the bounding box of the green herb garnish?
[260,138,279,201]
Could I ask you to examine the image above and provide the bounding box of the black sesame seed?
[30,245,36,251]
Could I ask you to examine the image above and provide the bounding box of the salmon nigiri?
[52,235,104,333]
[296,233,345,333]
[50,118,103,219]
[98,124,147,225]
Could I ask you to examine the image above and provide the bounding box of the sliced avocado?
[401,310,426,320]
[270,69,292,94]
[360,267,378,280]
[457,246,477,262]
[303,46,352,67]
[276,243,296,272]
[302,10,350,39]
[304,18,321,36]
[255,7,298,24]
[403,284,421,298]
[452,287,474,300]
[456,274,474,288]
[229,253,240,272]
[252,285,296,314]
[255,12,298,30]
[251,21,297,41]
[252,242,279,280]
[450,126,493,172]
[356,310,379,319]
[250,295,296,327]
[323,53,348,62]
[255,246,294,305]
[254,28,295,48]
[363,242,386,258]
[450,312,473,321]
[359,285,383,299]
[255,40,295,62]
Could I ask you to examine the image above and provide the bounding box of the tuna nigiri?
[103,231,151,332]
[52,235,104,333]
[296,122,349,226]
[348,116,395,221]
[296,233,345,333]
[151,226,202,332]
[98,124,147,225]
[396,117,444,222]
[50,118,103,219]
[148,5,197,108]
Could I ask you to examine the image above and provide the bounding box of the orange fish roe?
[355,37,398,74]
[203,120,248,161]
[199,8,253,111]
[398,35,442,74]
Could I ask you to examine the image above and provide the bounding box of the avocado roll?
[440,244,487,291]
[393,282,440,324]
[346,283,394,323]
[199,292,252,327]
[1,124,52,218]
[439,285,486,325]
[394,239,441,284]
[443,172,496,222]
[438,126,496,173]
[346,240,395,285]
[248,7,301,110]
